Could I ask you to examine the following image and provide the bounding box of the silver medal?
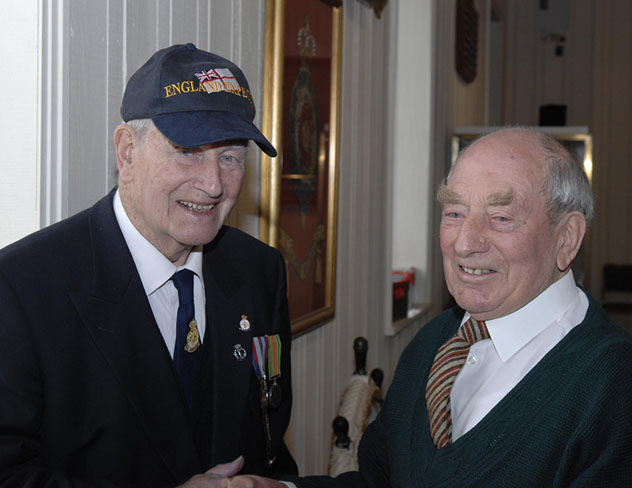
[233,344,247,361]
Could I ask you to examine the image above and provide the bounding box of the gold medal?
[184,319,200,353]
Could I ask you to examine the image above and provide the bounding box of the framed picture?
[260,0,343,336]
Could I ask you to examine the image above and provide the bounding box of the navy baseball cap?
[121,43,276,157]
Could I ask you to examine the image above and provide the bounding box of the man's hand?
[178,457,245,487]
[205,457,246,477]
[177,457,287,488]
[226,475,287,488]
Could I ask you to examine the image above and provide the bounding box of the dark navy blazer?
[0,191,296,487]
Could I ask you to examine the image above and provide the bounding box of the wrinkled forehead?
[443,136,549,212]
[451,133,546,185]
[462,130,545,163]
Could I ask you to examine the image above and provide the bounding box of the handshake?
[178,457,288,488]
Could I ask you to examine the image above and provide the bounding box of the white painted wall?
[389,0,434,308]
[0,2,40,247]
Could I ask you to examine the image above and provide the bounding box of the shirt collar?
[463,271,580,362]
[113,190,204,296]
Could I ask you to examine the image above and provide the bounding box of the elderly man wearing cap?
[0,44,296,487]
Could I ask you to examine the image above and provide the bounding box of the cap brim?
[152,111,277,157]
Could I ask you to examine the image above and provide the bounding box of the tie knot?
[172,269,195,306]
[461,318,490,345]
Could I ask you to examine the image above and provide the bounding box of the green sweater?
[290,295,632,487]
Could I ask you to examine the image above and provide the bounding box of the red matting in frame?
[279,0,334,326]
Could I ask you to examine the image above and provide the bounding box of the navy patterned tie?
[172,269,201,412]
[426,318,490,448]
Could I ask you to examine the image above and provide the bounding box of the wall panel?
[0,2,40,247]
[105,1,126,193]
[502,0,594,128]
[590,0,632,297]
[68,0,110,215]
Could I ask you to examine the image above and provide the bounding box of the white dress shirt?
[113,190,206,357]
[451,270,588,441]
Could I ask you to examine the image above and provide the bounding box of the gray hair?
[537,131,594,226]
[125,118,153,141]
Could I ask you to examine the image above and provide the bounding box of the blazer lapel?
[69,193,201,481]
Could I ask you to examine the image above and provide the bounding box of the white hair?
[125,118,153,140]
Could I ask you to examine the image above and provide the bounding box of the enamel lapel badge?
[239,314,251,332]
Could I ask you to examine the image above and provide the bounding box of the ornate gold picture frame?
[260,0,342,336]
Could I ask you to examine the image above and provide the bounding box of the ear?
[113,124,136,183]
[555,211,587,272]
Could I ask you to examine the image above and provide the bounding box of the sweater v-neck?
[404,303,600,487]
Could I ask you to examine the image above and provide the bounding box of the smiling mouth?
[178,200,215,212]
[460,266,494,276]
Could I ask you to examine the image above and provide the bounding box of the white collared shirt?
[451,270,589,440]
[113,190,206,357]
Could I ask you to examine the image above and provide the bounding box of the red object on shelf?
[392,267,415,321]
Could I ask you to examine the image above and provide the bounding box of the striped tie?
[426,318,490,448]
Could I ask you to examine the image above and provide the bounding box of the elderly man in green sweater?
[209,127,632,488]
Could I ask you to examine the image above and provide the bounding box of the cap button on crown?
[185,43,197,51]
